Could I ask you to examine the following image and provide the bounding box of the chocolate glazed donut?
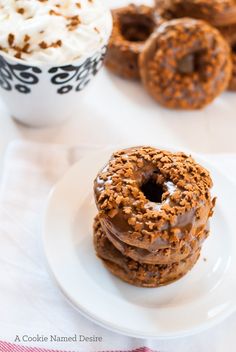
[155,0,236,27]
[94,147,216,253]
[94,217,201,288]
[139,18,232,109]
[104,4,160,79]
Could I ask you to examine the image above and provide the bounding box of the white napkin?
[0,140,235,352]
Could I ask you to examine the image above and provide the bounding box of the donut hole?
[177,51,205,74]
[141,179,164,203]
[232,43,236,53]
[120,13,155,42]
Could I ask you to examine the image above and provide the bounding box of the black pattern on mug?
[48,46,107,94]
[0,55,42,94]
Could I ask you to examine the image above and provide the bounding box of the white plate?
[43,147,236,339]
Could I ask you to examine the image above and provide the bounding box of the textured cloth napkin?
[0,141,235,352]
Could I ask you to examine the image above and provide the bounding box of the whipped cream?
[0,0,112,64]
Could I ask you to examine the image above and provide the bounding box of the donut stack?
[93,146,216,288]
[104,2,234,109]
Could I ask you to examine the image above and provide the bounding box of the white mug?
[0,37,110,127]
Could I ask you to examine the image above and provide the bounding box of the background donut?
[155,0,236,27]
[104,4,160,79]
[139,18,232,109]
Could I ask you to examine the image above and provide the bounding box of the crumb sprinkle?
[39,41,48,49]
[49,9,61,16]
[14,52,22,59]
[24,34,30,42]
[66,15,81,31]
[8,33,15,47]
[17,8,25,14]
[39,39,62,49]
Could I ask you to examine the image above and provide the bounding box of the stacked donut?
[105,3,233,109]
[93,146,216,287]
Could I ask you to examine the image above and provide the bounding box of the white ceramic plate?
[43,147,236,339]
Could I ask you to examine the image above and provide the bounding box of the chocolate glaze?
[99,203,211,251]
[102,216,209,264]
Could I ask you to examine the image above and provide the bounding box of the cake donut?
[155,0,236,27]
[139,18,232,109]
[94,217,200,288]
[94,147,215,253]
[104,4,160,79]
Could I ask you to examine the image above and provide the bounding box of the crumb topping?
[8,33,15,47]
[94,147,215,245]
[66,15,81,31]
[17,8,25,14]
